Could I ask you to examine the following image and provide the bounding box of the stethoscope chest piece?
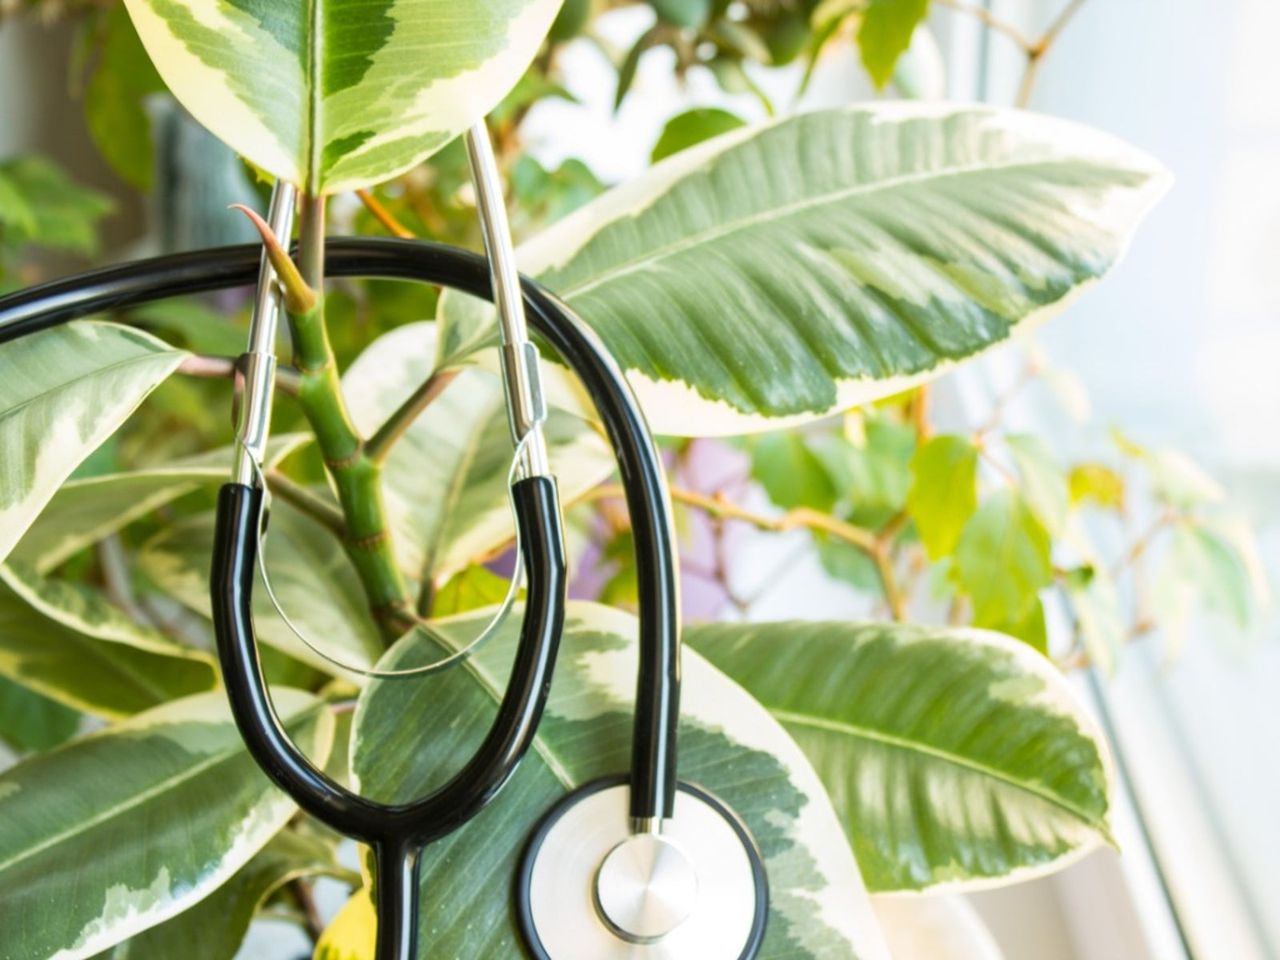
[517,776,768,960]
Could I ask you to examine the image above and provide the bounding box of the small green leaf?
[615,25,661,110]
[84,6,166,189]
[0,689,334,960]
[856,0,930,88]
[813,418,915,526]
[907,435,979,559]
[1161,523,1253,629]
[955,491,1053,627]
[1068,463,1125,511]
[651,107,748,163]
[750,432,837,511]
[1112,429,1223,508]
[1063,566,1123,674]
[1006,433,1069,536]
[687,619,1114,891]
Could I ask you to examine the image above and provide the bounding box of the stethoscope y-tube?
[0,236,690,958]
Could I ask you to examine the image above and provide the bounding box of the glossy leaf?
[122,0,562,194]
[91,829,344,960]
[351,602,890,958]
[343,323,614,582]
[437,105,1169,435]
[908,434,979,559]
[954,491,1053,628]
[0,566,216,718]
[0,689,334,960]
[687,620,1114,891]
[0,321,185,566]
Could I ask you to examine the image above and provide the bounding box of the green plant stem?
[287,194,412,639]
[365,368,460,464]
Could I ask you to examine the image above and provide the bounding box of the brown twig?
[1017,0,1091,107]
[356,188,416,239]
[265,469,347,536]
[935,0,1037,51]
[177,354,301,396]
[288,879,326,943]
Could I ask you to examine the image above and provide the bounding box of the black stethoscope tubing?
[0,238,681,958]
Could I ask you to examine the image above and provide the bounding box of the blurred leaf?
[0,156,113,256]
[1063,566,1123,674]
[549,0,592,41]
[84,5,165,189]
[0,690,332,960]
[600,529,640,609]
[615,24,661,110]
[0,322,186,566]
[93,829,344,960]
[813,418,915,526]
[856,0,930,88]
[1042,367,1091,422]
[431,565,512,618]
[816,537,880,591]
[1068,463,1125,511]
[128,298,247,355]
[955,491,1053,627]
[0,168,37,237]
[907,434,978,559]
[651,0,710,28]
[0,676,80,753]
[1111,429,1223,508]
[688,619,1114,891]
[986,595,1049,654]
[750,432,836,511]
[0,564,215,718]
[1160,523,1253,630]
[1007,433,1069,536]
[758,10,811,66]
[709,19,771,62]
[651,107,748,163]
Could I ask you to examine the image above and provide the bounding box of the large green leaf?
[0,565,216,718]
[137,501,383,675]
[121,0,563,194]
[343,323,614,582]
[686,620,1114,891]
[0,689,334,960]
[91,829,347,960]
[0,321,186,565]
[438,104,1168,436]
[351,602,890,959]
[10,434,309,574]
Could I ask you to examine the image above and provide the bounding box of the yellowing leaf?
[907,435,979,560]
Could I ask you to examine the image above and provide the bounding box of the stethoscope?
[0,124,768,960]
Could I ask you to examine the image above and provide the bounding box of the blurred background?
[1,1,1276,957]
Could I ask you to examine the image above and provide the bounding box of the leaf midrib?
[0,351,179,427]
[770,707,1104,828]
[0,704,319,875]
[557,156,1110,300]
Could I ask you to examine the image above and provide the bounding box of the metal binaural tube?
[232,181,297,487]
[464,123,549,479]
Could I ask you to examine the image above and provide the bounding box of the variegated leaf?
[437,104,1168,435]
[122,0,563,194]
[0,564,215,718]
[0,321,186,566]
[687,621,1115,892]
[0,689,333,960]
[10,433,309,574]
[343,323,614,582]
[351,601,890,959]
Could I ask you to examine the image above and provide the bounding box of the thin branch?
[935,0,1037,52]
[265,469,347,536]
[365,369,461,464]
[589,483,879,553]
[872,547,908,621]
[288,879,326,943]
[1017,0,1091,107]
[177,354,300,396]
[1110,509,1175,579]
[356,188,415,239]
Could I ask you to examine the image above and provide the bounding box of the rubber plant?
[0,1,1229,959]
